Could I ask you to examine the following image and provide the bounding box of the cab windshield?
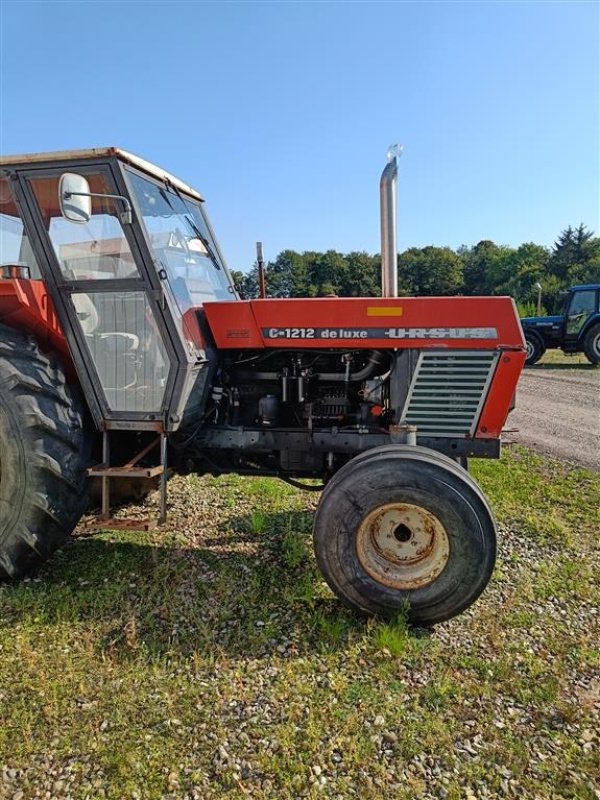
[127,171,234,309]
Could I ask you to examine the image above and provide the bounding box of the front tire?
[313,445,497,625]
[524,331,545,366]
[0,325,91,579]
[583,323,600,365]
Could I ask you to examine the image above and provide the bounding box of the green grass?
[0,448,598,799]
[472,446,599,546]
[535,348,590,366]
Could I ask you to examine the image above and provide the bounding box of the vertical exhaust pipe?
[380,144,403,297]
[256,241,266,299]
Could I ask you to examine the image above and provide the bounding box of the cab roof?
[0,147,204,202]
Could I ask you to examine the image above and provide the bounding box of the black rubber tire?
[0,325,91,579]
[583,323,600,365]
[313,445,497,625]
[524,331,545,366]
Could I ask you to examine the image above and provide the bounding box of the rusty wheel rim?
[356,503,450,590]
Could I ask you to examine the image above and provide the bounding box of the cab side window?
[0,178,43,278]
[566,290,597,335]
[569,290,596,316]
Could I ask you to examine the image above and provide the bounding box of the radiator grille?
[401,351,499,437]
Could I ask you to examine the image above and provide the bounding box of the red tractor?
[0,147,526,624]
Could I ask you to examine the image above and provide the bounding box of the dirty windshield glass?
[127,172,233,310]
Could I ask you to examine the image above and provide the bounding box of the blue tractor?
[521,284,600,365]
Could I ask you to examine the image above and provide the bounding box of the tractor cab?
[0,148,237,432]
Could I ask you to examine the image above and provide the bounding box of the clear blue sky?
[1,1,598,272]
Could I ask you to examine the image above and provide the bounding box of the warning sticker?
[225,329,251,339]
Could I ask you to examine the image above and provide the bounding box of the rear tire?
[583,323,600,365]
[524,331,545,366]
[0,325,91,579]
[313,445,497,625]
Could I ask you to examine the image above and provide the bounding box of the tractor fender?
[0,278,73,373]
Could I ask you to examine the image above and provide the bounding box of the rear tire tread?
[0,324,91,579]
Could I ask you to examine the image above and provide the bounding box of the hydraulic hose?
[316,350,389,382]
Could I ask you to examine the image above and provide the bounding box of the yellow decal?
[367,306,404,317]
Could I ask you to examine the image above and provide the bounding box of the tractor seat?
[96,332,139,353]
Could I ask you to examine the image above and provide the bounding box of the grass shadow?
[0,509,382,662]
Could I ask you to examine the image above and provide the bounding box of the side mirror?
[59,173,92,224]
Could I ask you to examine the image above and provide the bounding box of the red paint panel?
[203,300,263,347]
[182,308,208,349]
[204,296,526,351]
[476,351,527,438]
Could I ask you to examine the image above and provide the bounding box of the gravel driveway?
[505,365,600,471]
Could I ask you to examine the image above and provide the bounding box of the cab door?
[15,164,178,431]
[564,289,598,345]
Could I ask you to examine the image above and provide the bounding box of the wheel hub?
[526,339,534,360]
[356,503,450,590]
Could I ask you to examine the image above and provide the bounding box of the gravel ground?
[506,366,600,471]
[1,450,599,800]
[4,539,599,800]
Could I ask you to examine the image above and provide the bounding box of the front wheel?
[313,445,497,625]
[583,323,600,365]
[524,332,545,366]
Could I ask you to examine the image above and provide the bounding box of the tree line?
[230,224,600,316]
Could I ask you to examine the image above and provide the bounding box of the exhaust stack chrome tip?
[380,144,403,298]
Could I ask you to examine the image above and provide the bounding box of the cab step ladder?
[85,431,168,530]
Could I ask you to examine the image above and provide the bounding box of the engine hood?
[521,315,563,328]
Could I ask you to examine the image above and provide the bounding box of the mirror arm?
[63,191,133,225]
